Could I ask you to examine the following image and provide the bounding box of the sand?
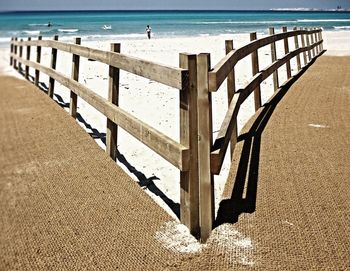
[0,30,349,219]
[1,55,349,270]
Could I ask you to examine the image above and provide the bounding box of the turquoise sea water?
[0,10,349,45]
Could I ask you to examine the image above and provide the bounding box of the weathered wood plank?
[48,35,58,98]
[106,43,120,161]
[282,27,292,79]
[314,28,320,54]
[197,53,213,243]
[35,36,42,86]
[300,29,307,66]
[13,37,17,69]
[12,54,189,171]
[179,53,200,238]
[269,27,279,92]
[25,37,31,79]
[210,40,323,174]
[15,39,186,90]
[69,37,81,119]
[208,29,321,91]
[310,28,316,57]
[10,37,13,66]
[225,40,238,158]
[319,30,324,51]
[293,27,301,71]
[18,39,23,72]
[250,32,262,111]
[305,28,312,61]
[211,93,240,174]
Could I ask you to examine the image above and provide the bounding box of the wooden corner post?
[48,35,58,98]
[197,53,214,243]
[35,36,42,86]
[250,32,262,111]
[25,37,31,79]
[106,43,121,161]
[225,40,238,158]
[293,27,301,71]
[268,27,279,92]
[69,37,81,119]
[282,27,292,79]
[179,53,200,239]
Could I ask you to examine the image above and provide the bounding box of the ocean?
[0,10,349,46]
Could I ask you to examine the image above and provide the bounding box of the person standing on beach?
[146,25,152,39]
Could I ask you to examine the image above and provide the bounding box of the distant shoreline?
[1,9,349,13]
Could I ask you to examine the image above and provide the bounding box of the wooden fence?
[10,26,324,242]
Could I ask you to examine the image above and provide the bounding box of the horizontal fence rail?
[209,28,322,92]
[10,26,324,243]
[12,39,188,90]
[10,53,190,171]
[211,38,323,174]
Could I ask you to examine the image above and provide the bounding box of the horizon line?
[1,8,350,13]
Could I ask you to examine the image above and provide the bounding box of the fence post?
[250,32,262,111]
[13,37,18,69]
[18,39,23,72]
[225,40,238,158]
[106,43,121,161]
[319,30,324,51]
[314,28,319,54]
[293,27,301,71]
[35,36,42,86]
[10,37,13,66]
[25,37,31,79]
[69,37,81,119]
[268,27,279,92]
[311,28,316,58]
[282,27,292,79]
[305,28,312,61]
[179,53,200,239]
[48,35,58,98]
[197,53,214,243]
[300,28,307,66]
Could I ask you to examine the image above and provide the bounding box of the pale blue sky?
[0,0,349,11]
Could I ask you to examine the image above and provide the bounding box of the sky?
[0,0,349,11]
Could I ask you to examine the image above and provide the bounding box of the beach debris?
[308,123,330,128]
[283,220,294,226]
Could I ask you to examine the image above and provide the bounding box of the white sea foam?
[58,28,79,33]
[28,23,48,26]
[334,26,350,30]
[195,20,294,25]
[82,33,146,41]
[23,30,40,35]
[102,25,112,30]
[297,19,350,22]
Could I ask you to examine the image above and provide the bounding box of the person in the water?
[48,22,52,27]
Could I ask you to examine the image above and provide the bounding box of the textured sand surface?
[1,55,349,270]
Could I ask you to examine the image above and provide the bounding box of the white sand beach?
[1,30,349,218]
